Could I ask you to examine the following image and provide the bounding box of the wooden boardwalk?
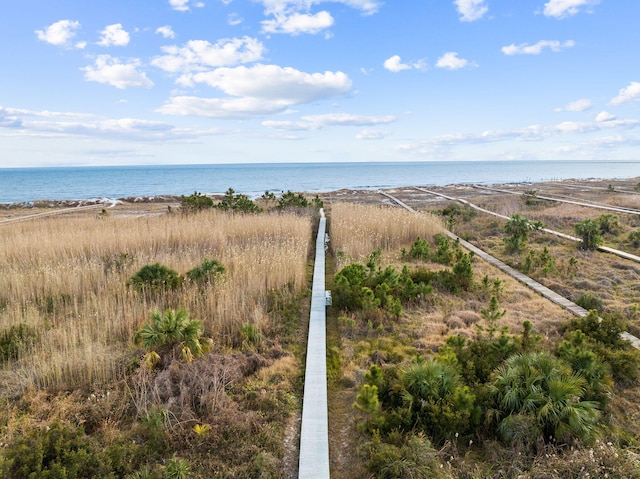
[412,186,640,264]
[298,209,331,479]
[379,191,640,350]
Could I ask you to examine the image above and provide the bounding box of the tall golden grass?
[328,202,445,267]
[0,209,312,393]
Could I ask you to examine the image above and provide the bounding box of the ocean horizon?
[2,160,640,204]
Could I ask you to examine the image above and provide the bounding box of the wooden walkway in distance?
[379,191,640,350]
[412,186,640,264]
[298,209,330,479]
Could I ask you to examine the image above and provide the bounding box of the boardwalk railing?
[298,209,330,478]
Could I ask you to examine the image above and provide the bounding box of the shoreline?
[2,175,639,210]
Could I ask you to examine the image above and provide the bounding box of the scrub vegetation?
[0,192,322,478]
[327,200,640,478]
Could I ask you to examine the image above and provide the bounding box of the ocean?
[1,160,640,204]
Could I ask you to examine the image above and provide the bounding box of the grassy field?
[0,205,315,478]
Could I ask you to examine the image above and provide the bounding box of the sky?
[1,0,639,168]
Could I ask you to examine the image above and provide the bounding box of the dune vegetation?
[0,199,316,478]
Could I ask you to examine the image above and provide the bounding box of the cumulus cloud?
[156,26,175,39]
[158,64,352,118]
[436,52,474,70]
[501,40,575,55]
[98,24,130,47]
[356,128,391,140]
[152,37,265,73]
[543,0,600,18]
[35,20,82,47]
[610,81,640,106]
[177,64,351,101]
[596,111,615,122]
[383,55,425,73]
[555,98,592,112]
[454,0,488,22]
[83,55,154,89]
[262,11,334,35]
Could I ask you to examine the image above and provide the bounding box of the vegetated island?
[2,179,640,478]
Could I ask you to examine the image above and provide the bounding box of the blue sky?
[1,0,639,167]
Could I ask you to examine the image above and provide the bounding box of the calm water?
[1,160,640,204]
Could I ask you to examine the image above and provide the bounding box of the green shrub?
[0,323,37,363]
[180,191,213,213]
[488,352,601,447]
[216,188,262,213]
[575,219,603,250]
[575,293,603,313]
[277,190,309,208]
[400,357,477,444]
[408,237,430,261]
[127,263,183,292]
[185,258,225,284]
[363,432,441,479]
[2,422,110,479]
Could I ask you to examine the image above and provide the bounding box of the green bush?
[408,237,430,261]
[488,352,601,447]
[575,293,603,313]
[180,191,213,213]
[185,258,225,284]
[363,432,442,479]
[0,323,37,363]
[400,357,477,444]
[2,422,110,479]
[277,190,309,208]
[216,188,262,213]
[575,219,603,250]
[127,263,183,292]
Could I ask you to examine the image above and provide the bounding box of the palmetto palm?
[401,358,476,444]
[134,308,211,363]
[489,352,600,445]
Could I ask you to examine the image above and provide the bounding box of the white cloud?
[35,20,81,47]
[98,24,130,47]
[395,117,640,156]
[610,82,640,106]
[159,64,352,118]
[178,64,351,101]
[157,96,294,118]
[356,128,391,140]
[555,98,592,112]
[501,40,575,55]
[152,37,265,73]
[262,120,319,131]
[156,26,176,39]
[262,11,334,35]
[0,106,94,120]
[596,111,615,122]
[83,55,154,89]
[301,113,396,126]
[227,13,243,26]
[258,0,381,17]
[454,0,488,22]
[436,52,473,70]
[169,0,204,11]
[543,0,600,18]
[383,55,425,73]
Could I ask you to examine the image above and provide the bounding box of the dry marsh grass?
[0,209,313,394]
[329,202,445,267]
